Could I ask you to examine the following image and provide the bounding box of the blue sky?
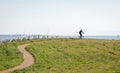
[0,0,120,35]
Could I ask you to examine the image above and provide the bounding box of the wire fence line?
[0,35,78,43]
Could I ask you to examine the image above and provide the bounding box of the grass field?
[0,42,23,71]
[0,40,32,71]
[5,38,119,73]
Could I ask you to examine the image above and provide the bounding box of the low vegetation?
[0,43,22,71]
[0,39,33,71]
[7,38,120,73]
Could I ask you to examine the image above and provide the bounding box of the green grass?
[0,39,34,71]
[9,39,120,73]
[0,43,23,71]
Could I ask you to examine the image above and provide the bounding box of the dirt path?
[0,44,34,73]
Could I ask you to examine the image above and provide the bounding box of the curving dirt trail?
[0,44,34,73]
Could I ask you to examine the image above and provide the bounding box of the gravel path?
[0,44,34,73]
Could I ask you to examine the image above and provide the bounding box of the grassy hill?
[0,38,120,73]
[0,43,22,71]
